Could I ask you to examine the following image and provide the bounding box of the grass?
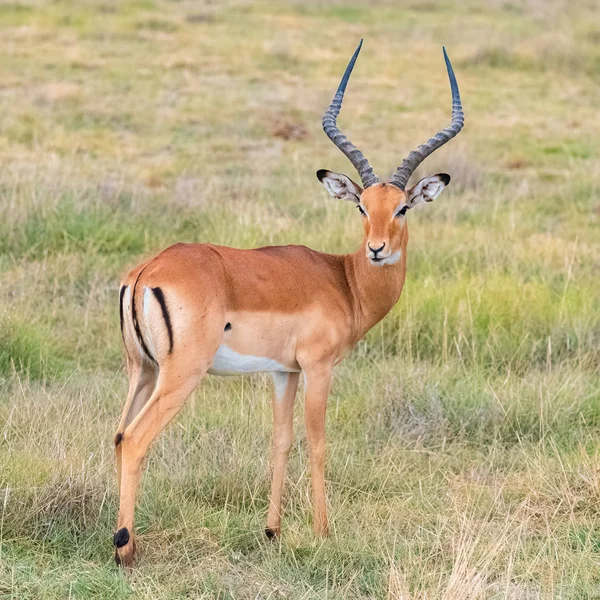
[1,0,599,597]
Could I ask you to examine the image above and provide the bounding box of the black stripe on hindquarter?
[119,286,126,340]
[131,270,156,364]
[151,287,174,354]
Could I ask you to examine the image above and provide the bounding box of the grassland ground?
[1,0,599,597]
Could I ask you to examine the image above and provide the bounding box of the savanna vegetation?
[1,0,599,597]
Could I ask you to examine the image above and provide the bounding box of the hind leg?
[114,361,207,568]
[115,359,158,495]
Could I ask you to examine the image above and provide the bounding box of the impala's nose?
[368,242,385,257]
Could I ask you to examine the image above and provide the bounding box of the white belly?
[207,344,299,376]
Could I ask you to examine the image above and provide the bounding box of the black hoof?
[113,527,130,548]
[265,527,278,540]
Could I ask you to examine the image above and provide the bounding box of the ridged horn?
[322,40,379,189]
[389,47,464,191]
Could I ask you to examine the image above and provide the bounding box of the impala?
[113,40,464,567]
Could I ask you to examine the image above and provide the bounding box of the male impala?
[113,41,464,567]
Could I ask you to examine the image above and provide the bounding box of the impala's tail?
[119,271,174,366]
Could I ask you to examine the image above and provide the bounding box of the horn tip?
[442,46,459,91]
[442,46,451,64]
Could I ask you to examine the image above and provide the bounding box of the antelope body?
[113,41,464,567]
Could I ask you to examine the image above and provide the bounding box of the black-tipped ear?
[316,169,363,203]
[407,174,450,206]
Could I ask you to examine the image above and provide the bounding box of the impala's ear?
[317,169,363,203]
[407,173,450,207]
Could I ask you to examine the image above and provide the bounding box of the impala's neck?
[344,229,409,342]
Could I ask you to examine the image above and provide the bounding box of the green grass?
[1,0,600,597]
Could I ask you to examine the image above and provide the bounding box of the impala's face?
[358,183,408,266]
[317,169,450,267]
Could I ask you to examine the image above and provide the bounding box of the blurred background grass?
[0,0,599,597]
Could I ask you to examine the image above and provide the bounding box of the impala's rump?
[120,272,182,366]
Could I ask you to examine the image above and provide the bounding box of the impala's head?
[317,171,450,266]
[317,40,464,267]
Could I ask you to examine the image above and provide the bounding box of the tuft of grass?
[0,319,65,381]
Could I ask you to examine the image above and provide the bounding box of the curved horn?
[389,47,464,191]
[322,40,379,189]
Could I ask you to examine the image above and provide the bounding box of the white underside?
[207,344,299,378]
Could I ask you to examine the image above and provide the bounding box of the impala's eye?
[356,205,367,217]
[396,205,409,218]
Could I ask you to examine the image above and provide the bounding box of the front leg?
[266,372,299,539]
[303,362,333,536]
